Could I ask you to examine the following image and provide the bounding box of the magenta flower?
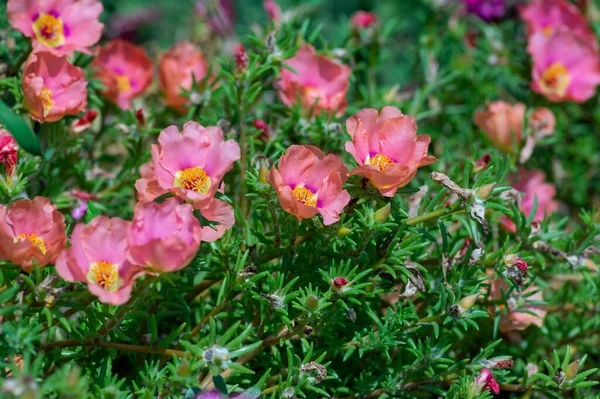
[278,44,351,117]
[135,122,240,206]
[7,0,103,56]
[520,0,596,48]
[56,216,144,305]
[127,199,202,273]
[0,130,18,177]
[93,40,154,110]
[350,11,378,28]
[528,28,600,103]
[268,145,350,225]
[475,368,500,394]
[22,52,88,123]
[345,106,436,197]
[463,0,505,21]
[0,197,66,272]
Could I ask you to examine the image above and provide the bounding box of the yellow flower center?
[292,186,317,207]
[174,166,212,194]
[39,86,54,117]
[16,233,47,255]
[542,26,553,37]
[116,75,132,93]
[540,62,571,98]
[87,261,123,292]
[367,153,394,171]
[32,14,66,49]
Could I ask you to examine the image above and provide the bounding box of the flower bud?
[564,359,580,380]
[71,110,98,134]
[305,295,319,311]
[332,277,349,291]
[350,11,378,29]
[336,226,352,237]
[258,163,269,184]
[504,254,528,272]
[234,44,249,70]
[136,109,145,126]
[474,368,500,394]
[459,293,480,311]
[474,153,491,172]
[374,203,391,223]
[253,119,269,141]
[553,368,566,386]
[476,183,496,200]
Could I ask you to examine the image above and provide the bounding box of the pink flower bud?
[136,109,145,126]
[475,368,500,394]
[234,44,249,70]
[504,254,528,271]
[0,130,18,176]
[474,153,490,172]
[253,119,269,141]
[332,277,349,289]
[71,110,98,134]
[351,11,378,28]
[263,0,281,22]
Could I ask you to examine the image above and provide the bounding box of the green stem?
[42,338,186,357]
[405,203,465,226]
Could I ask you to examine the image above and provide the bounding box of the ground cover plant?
[1,0,600,398]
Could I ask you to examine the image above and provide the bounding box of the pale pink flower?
[474,101,525,153]
[268,145,350,225]
[520,0,596,49]
[0,130,18,177]
[128,199,201,272]
[528,28,600,103]
[159,41,210,111]
[7,0,103,56]
[55,216,143,305]
[345,106,436,197]
[135,122,240,206]
[93,39,154,110]
[350,11,378,28]
[503,168,558,232]
[278,44,351,117]
[474,368,500,394]
[22,52,87,123]
[0,197,66,272]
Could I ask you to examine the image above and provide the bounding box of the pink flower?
[159,41,210,111]
[135,122,240,206]
[503,169,558,232]
[528,28,600,103]
[93,40,154,110]
[7,0,103,56]
[193,191,235,242]
[350,11,378,28]
[264,0,281,22]
[22,52,87,123]
[475,368,500,394]
[278,44,351,117]
[529,107,556,137]
[520,0,596,48]
[55,216,143,305]
[128,199,201,273]
[267,145,350,225]
[0,197,66,272]
[345,106,436,197]
[71,109,98,134]
[487,274,547,333]
[234,44,249,70]
[0,130,18,177]
[474,101,525,153]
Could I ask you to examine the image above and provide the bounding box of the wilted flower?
[474,368,500,394]
[93,39,154,110]
[0,130,18,177]
[520,0,596,47]
[474,101,525,153]
[345,106,436,197]
[22,52,87,123]
[135,122,240,206]
[503,169,558,232]
[7,0,103,56]
[56,216,143,305]
[463,0,505,21]
[127,199,202,272]
[0,197,66,272]
[267,145,350,225]
[528,28,600,103]
[350,11,378,28]
[278,44,351,117]
[159,41,210,111]
[71,110,98,134]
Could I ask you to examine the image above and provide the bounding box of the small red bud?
[475,368,500,394]
[332,277,349,289]
[351,11,378,28]
[474,153,491,172]
[234,44,249,70]
[136,109,145,126]
[253,119,269,141]
[71,109,98,134]
[504,254,528,272]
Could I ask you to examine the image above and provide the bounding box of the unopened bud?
[504,254,528,272]
[253,119,269,141]
[459,293,480,311]
[258,163,269,184]
[336,226,352,237]
[136,109,145,126]
[305,295,319,311]
[474,153,491,172]
[476,183,496,200]
[374,203,391,223]
[71,109,98,134]
[564,358,580,380]
[234,44,249,70]
[332,277,350,291]
[178,360,191,377]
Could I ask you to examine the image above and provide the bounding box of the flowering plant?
[0,0,600,398]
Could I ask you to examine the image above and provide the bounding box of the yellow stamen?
[16,233,47,255]
[174,167,212,194]
[116,75,132,93]
[39,86,54,117]
[292,186,317,207]
[32,14,66,49]
[367,153,394,171]
[540,62,571,98]
[542,26,553,37]
[87,261,123,292]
